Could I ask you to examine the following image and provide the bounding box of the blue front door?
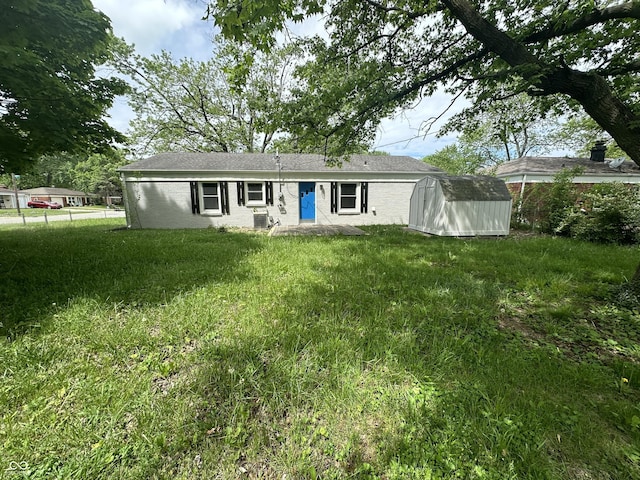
[299,182,316,221]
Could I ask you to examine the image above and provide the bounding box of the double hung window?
[190,181,229,215]
[201,183,221,213]
[237,181,274,206]
[330,182,368,214]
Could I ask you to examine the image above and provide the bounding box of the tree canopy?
[436,93,566,168]
[205,0,640,164]
[1,151,128,200]
[0,0,127,174]
[111,38,300,156]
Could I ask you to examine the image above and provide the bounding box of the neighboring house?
[409,175,512,236]
[492,153,640,201]
[118,152,444,229]
[22,187,92,207]
[0,187,29,209]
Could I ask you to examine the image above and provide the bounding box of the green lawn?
[1,220,639,479]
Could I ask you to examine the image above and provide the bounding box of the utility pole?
[11,173,21,215]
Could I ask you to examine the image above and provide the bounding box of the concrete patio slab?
[268,224,366,236]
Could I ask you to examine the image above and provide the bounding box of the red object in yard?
[27,199,63,209]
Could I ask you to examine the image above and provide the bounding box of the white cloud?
[94,0,210,57]
[373,91,468,158]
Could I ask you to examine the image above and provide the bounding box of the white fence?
[0,210,126,225]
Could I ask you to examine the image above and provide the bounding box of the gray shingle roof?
[22,187,90,196]
[119,152,443,174]
[435,175,512,201]
[493,156,640,176]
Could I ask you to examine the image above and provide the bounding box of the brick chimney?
[590,141,607,162]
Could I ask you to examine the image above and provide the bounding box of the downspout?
[120,172,132,228]
[519,175,527,204]
[516,174,527,222]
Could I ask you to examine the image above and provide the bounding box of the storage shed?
[409,175,512,236]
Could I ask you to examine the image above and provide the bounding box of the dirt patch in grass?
[498,315,547,343]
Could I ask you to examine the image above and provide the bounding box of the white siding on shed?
[409,175,512,236]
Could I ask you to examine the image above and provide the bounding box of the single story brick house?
[118,152,444,229]
[22,187,92,207]
[492,155,640,200]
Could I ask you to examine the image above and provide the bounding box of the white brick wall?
[124,179,420,229]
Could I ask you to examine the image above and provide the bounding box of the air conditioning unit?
[253,212,269,229]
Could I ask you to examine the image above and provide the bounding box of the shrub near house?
[560,183,640,244]
[516,168,640,244]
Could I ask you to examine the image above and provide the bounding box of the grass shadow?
[0,222,264,338]
[173,227,639,478]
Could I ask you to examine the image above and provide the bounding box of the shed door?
[299,182,316,221]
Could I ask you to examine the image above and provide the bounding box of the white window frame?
[245,181,266,206]
[338,182,360,214]
[199,182,223,215]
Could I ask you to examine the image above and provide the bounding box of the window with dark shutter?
[340,183,358,210]
[334,182,362,214]
[202,183,220,211]
[246,182,265,205]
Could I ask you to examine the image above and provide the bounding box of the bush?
[516,167,582,233]
[561,183,640,244]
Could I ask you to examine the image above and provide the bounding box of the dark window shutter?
[190,181,200,214]
[330,182,337,213]
[361,182,368,213]
[266,181,274,206]
[221,182,230,215]
[237,182,245,206]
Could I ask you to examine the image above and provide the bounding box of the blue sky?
[94,0,462,158]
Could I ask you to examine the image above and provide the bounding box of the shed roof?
[493,156,640,177]
[429,175,512,201]
[119,152,443,174]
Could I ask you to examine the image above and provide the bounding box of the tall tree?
[71,152,129,201]
[205,0,640,166]
[9,153,80,190]
[442,93,564,163]
[422,143,484,175]
[112,39,298,156]
[0,0,127,174]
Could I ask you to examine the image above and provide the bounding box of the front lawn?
[1,220,638,478]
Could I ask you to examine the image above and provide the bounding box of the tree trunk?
[440,0,640,166]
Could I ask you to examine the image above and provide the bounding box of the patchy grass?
[1,221,639,479]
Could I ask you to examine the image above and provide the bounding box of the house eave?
[120,170,438,182]
[498,172,640,184]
